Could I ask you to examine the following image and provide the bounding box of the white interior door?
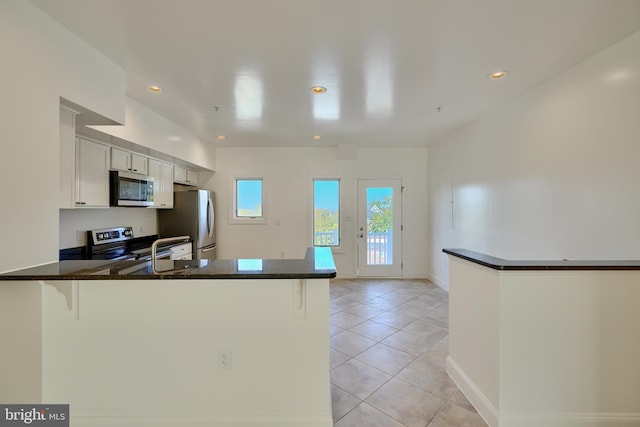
[357,179,402,277]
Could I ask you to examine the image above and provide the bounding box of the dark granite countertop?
[443,248,640,271]
[0,247,337,280]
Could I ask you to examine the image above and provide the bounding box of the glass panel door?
[357,179,402,277]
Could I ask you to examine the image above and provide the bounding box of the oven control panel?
[89,226,134,245]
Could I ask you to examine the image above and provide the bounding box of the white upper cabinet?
[59,107,110,209]
[186,169,199,186]
[173,165,187,183]
[131,152,148,175]
[59,106,77,209]
[111,147,148,175]
[75,137,110,208]
[174,165,199,186]
[148,158,174,209]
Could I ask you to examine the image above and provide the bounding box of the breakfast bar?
[0,248,336,427]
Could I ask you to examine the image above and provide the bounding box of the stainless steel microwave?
[109,170,154,207]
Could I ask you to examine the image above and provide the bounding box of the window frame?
[311,178,341,249]
[230,176,267,224]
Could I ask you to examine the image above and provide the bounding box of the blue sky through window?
[314,180,339,210]
[367,187,393,204]
[237,179,262,217]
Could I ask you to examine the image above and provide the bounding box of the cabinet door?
[186,169,198,186]
[174,165,187,183]
[170,242,192,260]
[131,153,148,175]
[59,107,76,208]
[76,138,110,208]
[160,161,174,207]
[147,159,162,207]
[111,147,130,172]
[148,159,174,208]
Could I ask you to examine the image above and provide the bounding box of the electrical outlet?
[280,252,285,258]
[219,350,232,369]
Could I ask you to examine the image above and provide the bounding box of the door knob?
[359,227,364,231]
[359,234,363,238]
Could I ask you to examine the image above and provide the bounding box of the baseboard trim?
[427,272,449,292]
[70,415,333,427]
[446,357,640,427]
[499,411,640,426]
[446,356,498,427]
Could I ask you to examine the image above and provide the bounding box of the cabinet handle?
[132,169,138,172]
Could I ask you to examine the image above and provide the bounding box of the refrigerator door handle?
[202,244,217,252]
[207,196,214,238]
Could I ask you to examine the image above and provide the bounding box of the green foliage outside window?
[313,180,340,246]
[368,196,392,233]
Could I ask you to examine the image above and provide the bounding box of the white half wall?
[212,147,428,278]
[0,1,125,273]
[446,255,640,426]
[41,279,332,426]
[428,30,640,289]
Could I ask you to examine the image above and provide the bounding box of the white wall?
[428,30,640,289]
[0,0,125,272]
[91,97,216,171]
[59,208,158,249]
[213,146,428,278]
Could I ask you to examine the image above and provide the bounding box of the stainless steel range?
[87,226,172,261]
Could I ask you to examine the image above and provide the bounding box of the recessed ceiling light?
[313,135,321,140]
[488,71,509,80]
[310,86,327,94]
[216,135,226,141]
[148,85,163,93]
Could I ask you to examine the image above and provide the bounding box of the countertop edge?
[0,271,338,281]
[443,248,640,271]
[0,247,337,281]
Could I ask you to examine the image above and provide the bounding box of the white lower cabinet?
[148,159,174,208]
[170,242,193,260]
[74,137,110,208]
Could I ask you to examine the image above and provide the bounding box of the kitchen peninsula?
[0,248,336,427]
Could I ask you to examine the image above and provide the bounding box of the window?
[233,178,264,221]
[313,179,340,247]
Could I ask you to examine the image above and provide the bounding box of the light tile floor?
[329,278,488,427]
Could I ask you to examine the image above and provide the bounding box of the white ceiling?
[31,0,640,148]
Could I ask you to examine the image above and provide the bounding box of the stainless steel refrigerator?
[158,190,217,260]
